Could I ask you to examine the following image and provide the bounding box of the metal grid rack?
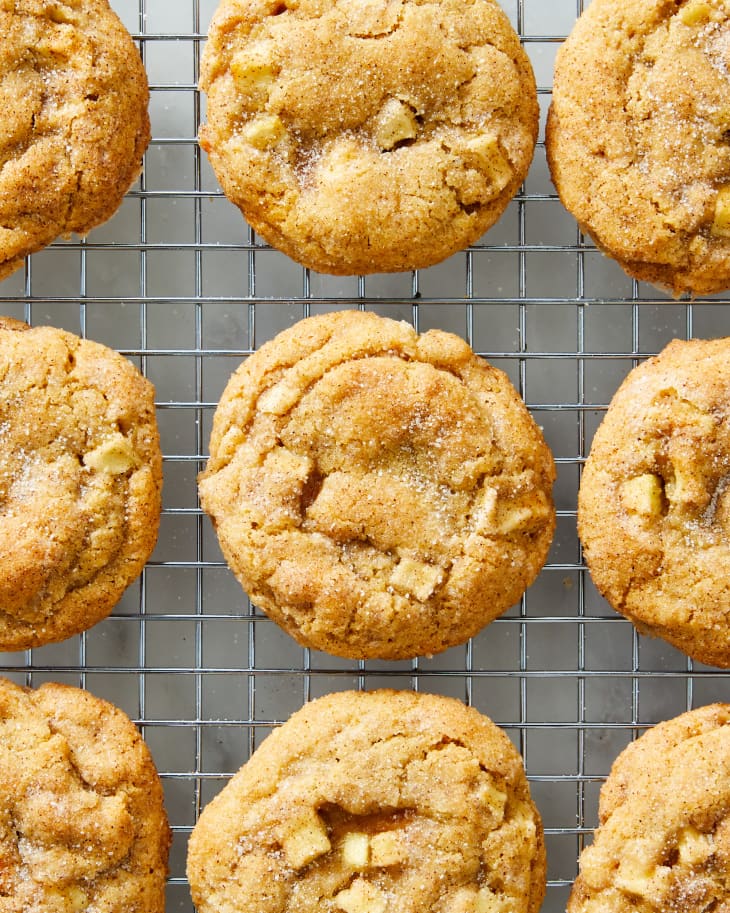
[1,1,730,911]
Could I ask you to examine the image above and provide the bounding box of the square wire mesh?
[1,1,730,911]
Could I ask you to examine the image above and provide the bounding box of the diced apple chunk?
[66,887,88,912]
[83,433,137,475]
[496,505,535,534]
[375,98,418,151]
[281,810,331,870]
[334,879,387,913]
[464,134,512,195]
[471,486,498,535]
[46,887,88,912]
[48,4,78,22]
[477,780,508,819]
[241,114,286,150]
[621,474,664,516]
[679,0,711,25]
[712,186,730,238]
[476,887,509,913]
[390,557,443,602]
[231,42,277,93]
[677,826,713,866]
[370,831,405,867]
[343,832,370,869]
[442,886,509,913]
[615,839,668,897]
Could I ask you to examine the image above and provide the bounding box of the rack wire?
[2,0,730,910]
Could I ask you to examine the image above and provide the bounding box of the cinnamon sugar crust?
[570,704,730,913]
[547,0,730,296]
[199,0,538,275]
[0,0,150,281]
[0,677,170,913]
[187,690,546,913]
[198,310,555,660]
[0,319,162,650]
[578,337,730,667]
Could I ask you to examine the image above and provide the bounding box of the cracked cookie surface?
[546,0,730,296]
[578,337,730,667]
[0,677,170,913]
[198,310,555,660]
[0,318,162,650]
[570,704,730,913]
[198,0,538,275]
[187,689,546,913]
[0,0,150,282]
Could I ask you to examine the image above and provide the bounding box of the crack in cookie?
[199,310,555,660]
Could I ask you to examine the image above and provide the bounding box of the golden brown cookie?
[0,318,162,650]
[198,310,555,660]
[187,689,546,913]
[569,703,730,913]
[546,0,730,297]
[578,337,730,667]
[0,676,170,912]
[0,0,150,281]
[198,0,538,275]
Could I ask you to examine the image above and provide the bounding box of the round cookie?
[546,0,730,297]
[198,310,555,660]
[0,676,170,911]
[578,337,730,667]
[0,318,162,650]
[198,0,538,275]
[0,0,150,282]
[570,703,730,913]
[187,689,546,913]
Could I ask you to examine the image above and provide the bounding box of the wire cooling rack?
[2,1,730,910]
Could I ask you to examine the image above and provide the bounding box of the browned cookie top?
[0,319,162,650]
[570,704,730,913]
[547,0,730,296]
[199,0,538,275]
[578,337,730,667]
[199,310,555,660]
[0,677,170,912]
[0,0,150,281]
[187,689,546,913]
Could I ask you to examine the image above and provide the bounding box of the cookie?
[569,703,730,913]
[0,676,170,912]
[546,0,730,297]
[578,337,730,667]
[0,0,150,282]
[0,318,162,650]
[187,689,546,913]
[198,310,555,660]
[198,0,538,275]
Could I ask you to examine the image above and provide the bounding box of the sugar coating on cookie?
[199,310,555,660]
[0,318,162,650]
[0,0,150,282]
[578,337,730,667]
[199,0,538,275]
[547,0,730,296]
[0,677,170,912]
[570,704,730,913]
[187,689,546,913]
